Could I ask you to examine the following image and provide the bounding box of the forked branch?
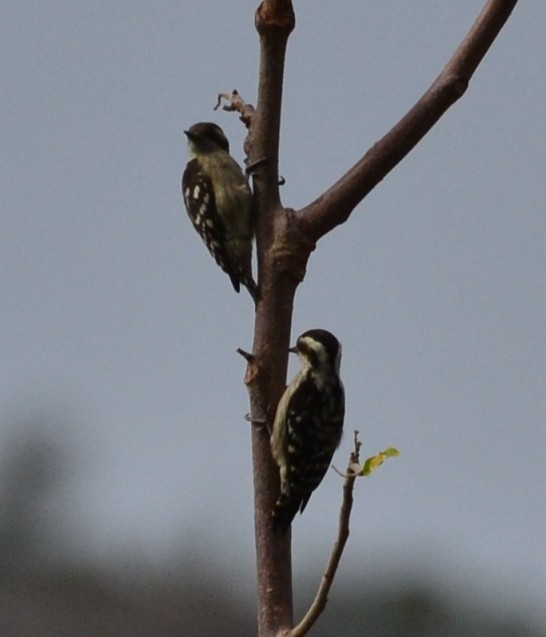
[245,2,520,636]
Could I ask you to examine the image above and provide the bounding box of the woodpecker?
[270,329,345,534]
[182,122,258,301]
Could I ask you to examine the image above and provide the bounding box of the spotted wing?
[182,159,240,292]
[272,376,345,533]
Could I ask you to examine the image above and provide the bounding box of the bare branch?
[298,0,519,241]
[291,432,362,637]
[248,2,297,636]
[248,0,295,206]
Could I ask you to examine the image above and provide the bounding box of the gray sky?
[2,0,545,624]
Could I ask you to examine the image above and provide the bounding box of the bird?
[182,122,258,301]
[270,329,345,534]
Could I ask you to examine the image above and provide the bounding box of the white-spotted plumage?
[182,122,258,301]
[270,329,345,534]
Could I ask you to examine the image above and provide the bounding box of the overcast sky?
[2,0,545,626]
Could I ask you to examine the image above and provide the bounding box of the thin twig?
[291,432,361,637]
[236,347,255,363]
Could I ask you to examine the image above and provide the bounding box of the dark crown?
[184,122,230,153]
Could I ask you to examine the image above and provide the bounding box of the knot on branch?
[434,73,470,101]
[270,245,307,284]
[255,1,295,36]
[449,75,469,98]
[237,347,260,386]
[269,209,315,284]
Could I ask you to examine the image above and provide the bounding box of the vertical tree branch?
[247,2,296,636]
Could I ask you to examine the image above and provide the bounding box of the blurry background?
[1,1,545,634]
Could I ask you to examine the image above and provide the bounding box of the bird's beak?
[288,346,297,354]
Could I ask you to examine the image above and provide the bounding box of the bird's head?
[184,122,230,155]
[290,329,342,374]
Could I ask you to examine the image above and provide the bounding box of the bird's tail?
[243,276,259,303]
[227,237,259,303]
[271,493,301,536]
